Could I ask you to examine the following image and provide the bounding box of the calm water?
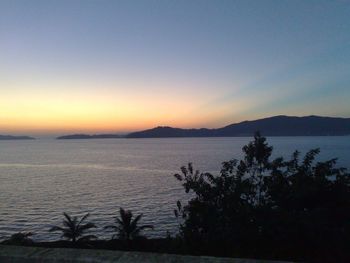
[0,137,349,241]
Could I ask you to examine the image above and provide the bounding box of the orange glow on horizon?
[0,87,229,134]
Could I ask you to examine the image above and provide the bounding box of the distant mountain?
[127,115,350,138]
[0,135,35,140]
[57,134,124,139]
[127,127,214,138]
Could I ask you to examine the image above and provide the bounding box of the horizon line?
[2,114,350,138]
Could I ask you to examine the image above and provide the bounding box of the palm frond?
[77,213,90,228]
[49,212,96,242]
[119,208,132,225]
[132,214,143,225]
[130,214,143,230]
[115,217,125,226]
[106,208,153,240]
[63,212,74,225]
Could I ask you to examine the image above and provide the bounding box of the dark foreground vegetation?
[2,133,350,262]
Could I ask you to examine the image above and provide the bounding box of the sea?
[0,136,349,241]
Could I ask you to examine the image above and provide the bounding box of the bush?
[2,232,34,245]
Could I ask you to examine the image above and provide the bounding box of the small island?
[57,134,124,140]
[0,135,35,140]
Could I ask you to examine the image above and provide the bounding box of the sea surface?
[0,136,349,241]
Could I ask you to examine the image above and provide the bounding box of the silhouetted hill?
[126,127,214,138]
[57,134,124,139]
[127,115,350,138]
[0,135,35,140]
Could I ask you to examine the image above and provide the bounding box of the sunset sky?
[1,0,350,135]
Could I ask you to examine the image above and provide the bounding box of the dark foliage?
[174,132,350,261]
[104,208,153,240]
[2,232,34,245]
[49,212,96,243]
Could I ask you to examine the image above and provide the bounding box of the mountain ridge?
[127,115,350,138]
[55,115,350,139]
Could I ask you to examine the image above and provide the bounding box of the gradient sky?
[1,0,350,135]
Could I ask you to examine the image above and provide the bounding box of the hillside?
[127,115,350,138]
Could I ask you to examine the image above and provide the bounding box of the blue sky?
[0,0,349,134]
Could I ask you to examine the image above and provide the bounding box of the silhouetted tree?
[49,212,96,243]
[104,208,153,240]
[174,132,350,258]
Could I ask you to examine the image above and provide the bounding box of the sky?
[1,0,350,135]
